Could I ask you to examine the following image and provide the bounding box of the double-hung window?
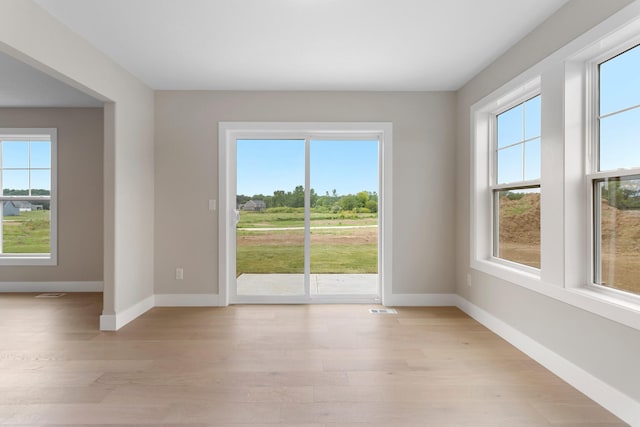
[472,12,640,332]
[492,95,541,269]
[591,43,640,297]
[491,95,541,268]
[0,129,56,265]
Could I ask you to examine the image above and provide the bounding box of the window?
[592,43,640,296]
[219,122,393,305]
[471,12,640,332]
[492,95,541,269]
[0,129,56,265]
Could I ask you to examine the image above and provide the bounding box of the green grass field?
[2,210,50,253]
[236,211,378,276]
[236,243,378,276]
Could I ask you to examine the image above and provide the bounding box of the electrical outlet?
[176,267,184,280]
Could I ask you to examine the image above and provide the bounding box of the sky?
[237,139,379,196]
[599,43,640,171]
[1,141,51,194]
[497,95,541,184]
[495,41,640,185]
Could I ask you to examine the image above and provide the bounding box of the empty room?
[0,0,639,425]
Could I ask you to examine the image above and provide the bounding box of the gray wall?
[1,1,155,321]
[154,91,456,296]
[455,0,640,402]
[0,108,103,282]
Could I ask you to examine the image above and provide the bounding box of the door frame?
[218,122,393,306]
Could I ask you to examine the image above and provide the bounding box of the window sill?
[0,255,56,266]
[471,258,542,290]
[470,258,640,332]
[566,286,640,329]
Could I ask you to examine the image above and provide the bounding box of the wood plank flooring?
[0,293,626,426]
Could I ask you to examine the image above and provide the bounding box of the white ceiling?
[34,0,569,92]
[0,51,102,107]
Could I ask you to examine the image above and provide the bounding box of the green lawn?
[2,210,50,253]
[236,243,377,276]
[236,211,378,276]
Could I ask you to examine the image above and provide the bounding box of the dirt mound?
[238,227,377,246]
[499,193,540,244]
[600,202,640,253]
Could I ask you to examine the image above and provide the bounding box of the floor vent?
[35,293,66,298]
[369,308,397,314]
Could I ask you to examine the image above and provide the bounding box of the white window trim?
[0,128,57,266]
[471,76,542,279]
[470,3,640,332]
[218,122,393,306]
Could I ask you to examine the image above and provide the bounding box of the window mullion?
[599,103,640,120]
[491,180,541,192]
[589,168,640,180]
[522,101,527,181]
[304,137,310,297]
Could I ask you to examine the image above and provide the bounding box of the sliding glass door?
[232,136,380,302]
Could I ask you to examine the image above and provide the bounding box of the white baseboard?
[99,295,154,331]
[455,295,640,426]
[99,313,117,331]
[385,293,458,306]
[154,293,220,306]
[0,281,103,292]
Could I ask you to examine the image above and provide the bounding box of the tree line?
[3,189,50,196]
[601,180,640,210]
[3,189,52,210]
[237,186,378,213]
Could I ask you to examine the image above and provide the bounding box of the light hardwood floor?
[0,293,626,426]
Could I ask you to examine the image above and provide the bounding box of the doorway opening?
[219,123,393,305]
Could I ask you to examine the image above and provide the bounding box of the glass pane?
[495,188,540,268]
[497,104,523,148]
[235,139,305,296]
[30,141,51,169]
[30,170,51,195]
[599,107,640,171]
[1,141,29,168]
[594,176,640,296]
[524,138,541,181]
[497,144,523,184]
[524,95,541,139]
[1,200,51,254]
[600,43,640,116]
[2,170,29,195]
[310,140,379,296]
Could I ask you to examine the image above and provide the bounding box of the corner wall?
[455,0,640,411]
[0,0,155,328]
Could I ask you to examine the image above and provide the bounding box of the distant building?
[2,201,43,216]
[3,201,20,216]
[243,200,266,212]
